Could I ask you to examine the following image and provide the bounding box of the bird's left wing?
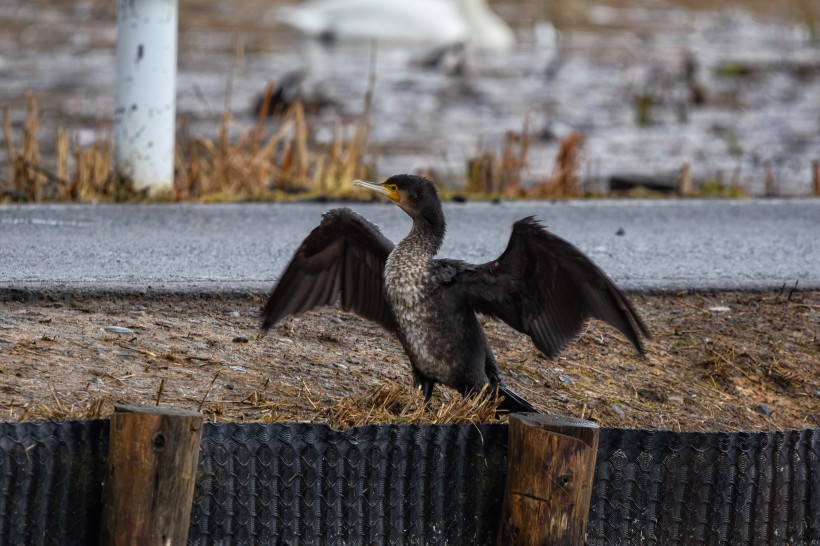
[261,208,397,332]
[452,217,649,358]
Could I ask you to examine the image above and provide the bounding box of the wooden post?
[764,161,775,197]
[100,404,203,546]
[812,161,819,197]
[497,414,600,546]
[678,162,693,196]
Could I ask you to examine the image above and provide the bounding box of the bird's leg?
[413,371,435,411]
[419,380,435,411]
[422,380,434,405]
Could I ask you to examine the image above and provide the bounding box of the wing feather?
[457,217,649,357]
[261,208,396,332]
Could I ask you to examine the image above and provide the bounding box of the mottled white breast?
[384,241,442,377]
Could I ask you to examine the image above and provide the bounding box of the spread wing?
[454,217,649,357]
[261,208,397,332]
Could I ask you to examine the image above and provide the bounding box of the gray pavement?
[1,199,818,295]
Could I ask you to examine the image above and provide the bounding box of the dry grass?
[0,291,816,431]
[316,382,503,428]
[2,91,795,202]
[1,88,375,203]
[174,74,375,202]
[1,91,593,203]
[529,132,584,198]
[466,124,530,197]
[2,95,117,202]
[464,122,589,200]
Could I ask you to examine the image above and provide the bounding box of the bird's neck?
[401,216,445,258]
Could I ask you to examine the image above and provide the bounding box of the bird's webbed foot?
[463,383,538,417]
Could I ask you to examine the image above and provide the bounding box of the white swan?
[270,0,515,51]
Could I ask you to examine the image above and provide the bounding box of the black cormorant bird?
[262,174,649,413]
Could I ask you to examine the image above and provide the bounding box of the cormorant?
[261,174,649,413]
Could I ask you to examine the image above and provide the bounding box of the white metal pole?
[114,0,178,196]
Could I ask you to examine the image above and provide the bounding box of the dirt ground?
[0,290,817,432]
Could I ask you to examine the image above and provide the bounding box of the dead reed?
[465,123,585,199]
[318,382,504,428]
[466,126,530,197]
[529,132,584,198]
[7,379,504,428]
[3,95,45,201]
[1,89,375,203]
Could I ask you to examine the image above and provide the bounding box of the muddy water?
[1,0,818,195]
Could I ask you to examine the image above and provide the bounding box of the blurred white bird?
[270,0,515,51]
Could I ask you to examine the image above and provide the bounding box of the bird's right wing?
[261,208,397,332]
[453,217,649,358]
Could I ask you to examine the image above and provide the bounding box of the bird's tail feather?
[497,385,538,414]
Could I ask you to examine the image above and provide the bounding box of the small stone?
[335,363,349,370]
[232,335,249,343]
[709,306,731,313]
[813,390,820,399]
[229,365,247,373]
[664,369,676,376]
[668,395,684,404]
[102,326,135,335]
[558,374,574,385]
[637,388,667,403]
[755,404,773,416]
[615,227,625,236]
[620,364,636,372]
[225,384,234,390]
[229,311,241,318]
[610,403,625,415]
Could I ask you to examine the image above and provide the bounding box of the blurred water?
[1,0,819,195]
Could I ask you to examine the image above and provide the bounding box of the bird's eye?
[389,185,398,191]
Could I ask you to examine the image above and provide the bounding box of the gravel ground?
[0,290,817,431]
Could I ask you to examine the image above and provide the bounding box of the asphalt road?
[1,199,818,295]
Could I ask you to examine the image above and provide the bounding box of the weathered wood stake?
[497,414,600,546]
[678,162,693,196]
[812,160,819,197]
[100,404,203,546]
[764,161,775,197]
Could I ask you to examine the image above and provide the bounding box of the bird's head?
[354,175,445,233]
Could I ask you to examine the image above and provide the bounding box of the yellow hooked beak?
[354,179,400,203]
